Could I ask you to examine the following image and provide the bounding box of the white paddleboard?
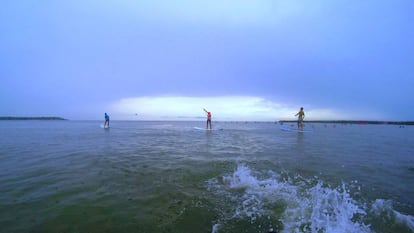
[280,126,312,133]
[100,124,110,129]
[194,127,214,131]
[194,127,223,131]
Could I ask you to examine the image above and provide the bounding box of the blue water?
[0,121,413,233]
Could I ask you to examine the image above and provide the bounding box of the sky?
[1,0,413,121]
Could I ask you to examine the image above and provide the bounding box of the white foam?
[208,164,373,233]
[283,182,370,233]
[211,223,221,233]
[220,164,293,222]
[371,199,414,231]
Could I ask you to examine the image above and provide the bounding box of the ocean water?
[0,120,413,233]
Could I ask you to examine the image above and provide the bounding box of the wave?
[207,164,414,233]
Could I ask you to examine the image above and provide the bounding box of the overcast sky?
[1,0,413,121]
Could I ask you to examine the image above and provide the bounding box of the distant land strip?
[278,120,414,125]
[0,116,67,120]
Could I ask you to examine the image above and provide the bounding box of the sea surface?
[0,120,413,233]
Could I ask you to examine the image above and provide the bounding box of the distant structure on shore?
[278,120,414,126]
[0,116,66,120]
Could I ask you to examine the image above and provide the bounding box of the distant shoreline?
[278,120,414,125]
[0,116,67,120]
[0,117,412,125]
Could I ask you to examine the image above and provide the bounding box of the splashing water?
[207,164,414,233]
[371,199,414,232]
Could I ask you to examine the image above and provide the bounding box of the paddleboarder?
[295,107,305,130]
[104,112,110,128]
[203,108,212,130]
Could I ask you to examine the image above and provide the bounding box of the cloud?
[92,0,309,27]
[110,96,345,121]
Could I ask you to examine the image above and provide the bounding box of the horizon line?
[1,117,413,125]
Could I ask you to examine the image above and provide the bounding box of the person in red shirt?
[203,108,212,129]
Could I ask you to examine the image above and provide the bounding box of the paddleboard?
[100,124,110,129]
[193,127,223,131]
[280,126,312,133]
[194,127,214,131]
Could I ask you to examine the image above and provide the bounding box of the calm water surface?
[0,121,413,233]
